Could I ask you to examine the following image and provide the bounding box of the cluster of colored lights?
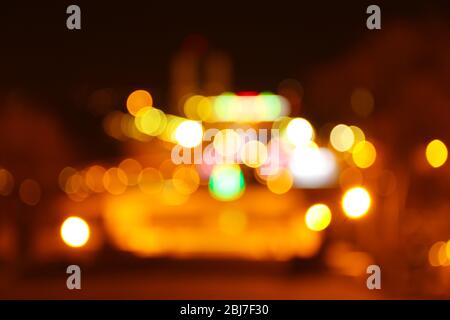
[61,87,449,253]
[99,91,378,236]
[183,92,290,122]
[104,89,204,148]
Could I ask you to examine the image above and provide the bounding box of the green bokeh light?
[209,165,245,201]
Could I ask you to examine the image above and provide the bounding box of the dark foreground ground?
[0,259,385,299]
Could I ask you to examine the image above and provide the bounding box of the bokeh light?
[429,241,446,267]
[172,165,200,195]
[213,129,242,159]
[161,180,189,206]
[350,88,374,117]
[425,139,448,168]
[126,89,153,116]
[184,95,213,121]
[0,168,14,196]
[342,187,371,219]
[349,125,365,149]
[240,140,268,168]
[175,120,203,148]
[305,204,332,231]
[183,95,204,119]
[285,118,314,147]
[428,241,450,267]
[159,115,184,143]
[209,164,245,201]
[119,158,142,186]
[135,107,167,136]
[211,92,289,122]
[266,168,293,194]
[352,141,377,169]
[60,216,90,248]
[257,137,291,178]
[63,171,89,202]
[445,240,450,263]
[138,168,164,194]
[103,168,128,195]
[64,172,88,199]
[58,167,77,191]
[289,147,337,188]
[330,124,354,152]
[19,179,41,206]
[84,165,106,193]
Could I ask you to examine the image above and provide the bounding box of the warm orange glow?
[339,167,363,190]
[290,216,323,258]
[85,165,106,192]
[103,168,128,195]
[138,168,164,194]
[63,171,89,202]
[429,241,450,267]
[240,140,268,168]
[119,158,142,186]
[172,165,200,195]
[0,168,14,196]
[266,169,293,194]
[184,95,213,121]
[325,243,374,276]
[218,209,247,236]
[103,111,126,140]
[102,189,325,260]
[162,180,189,206]
[376,170,397,196]
[120,113,151,141]
[58,167,77,191]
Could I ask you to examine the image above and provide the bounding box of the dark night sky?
[2,1,449,92]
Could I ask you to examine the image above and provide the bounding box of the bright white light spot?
[342,187,371,219]
[175,120,203,148]
[60,216,90,248]
[286,118,314,147]
[289,147,337,188]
